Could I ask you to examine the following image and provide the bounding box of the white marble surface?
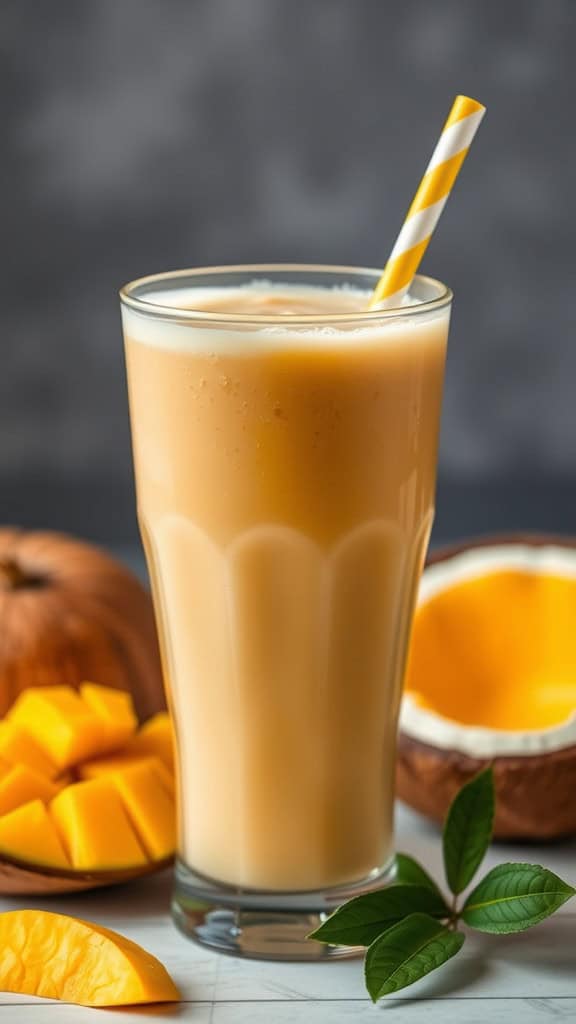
[0,804,574,1022]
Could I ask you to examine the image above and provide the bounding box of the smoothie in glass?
[121,265,450,952]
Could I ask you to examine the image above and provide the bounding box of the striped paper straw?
[369,95,486,309]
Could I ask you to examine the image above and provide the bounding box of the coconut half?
[397,535,576,839]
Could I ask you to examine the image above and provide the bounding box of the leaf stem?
[448,892,460,929]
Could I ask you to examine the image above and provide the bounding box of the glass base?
[172,856,395,961]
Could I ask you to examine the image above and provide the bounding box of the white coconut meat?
[400,543,576,758]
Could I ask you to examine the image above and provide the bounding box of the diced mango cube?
[0,799,70,870]
[146,758,175,798]
[9,687,109,768]
[126,712,174,771]
[79,683,137,749]
[0,765,59,816]
[110,762,175,862]
[79,754,174,797]
[0,721,59,779]
[51,778,147,871]
[54,771,74,788]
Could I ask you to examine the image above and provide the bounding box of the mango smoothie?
[122,268,449,892]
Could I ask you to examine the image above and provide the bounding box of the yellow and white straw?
[369,95,486,309]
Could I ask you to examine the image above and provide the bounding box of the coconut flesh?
[400,543,576,758]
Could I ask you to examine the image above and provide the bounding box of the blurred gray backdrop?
[1,0,575,546]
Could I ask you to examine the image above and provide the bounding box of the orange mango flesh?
[0,723,58,779]
[9,688,110,768]
[0,800,70,870]
[79,682,137,749]
[0,766,59,817]
[51,778,147,871]
[110,762,176,861]
[406,569,576,730]
[79,753,175,796]
[0,686,176,874]
[126,712,174,770]
[0,910,180,1006]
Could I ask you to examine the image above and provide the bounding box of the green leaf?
[443,766,495,895]
[364,912,464,1001]
[308,884,449,947]
[395,852,445,900]
[462,862,575,934]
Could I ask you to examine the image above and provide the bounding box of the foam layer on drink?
[122,282,438,354]
[150,281,373,314]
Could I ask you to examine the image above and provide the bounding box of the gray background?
[2,0,575,545]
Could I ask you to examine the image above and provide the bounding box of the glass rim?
[119,263,452,325]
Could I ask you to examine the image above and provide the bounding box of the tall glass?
[120,265,451,960]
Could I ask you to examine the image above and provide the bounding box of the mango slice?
[51,778,147,871]
[80,683,137,749]
[0,722,58,779]
[9,687,110,768]
[0,766,59,817]
[79,753,175,796]
[110,762,176,862]
[0,909,180,1005]
[127,712,174,771]
[0,800,70,870]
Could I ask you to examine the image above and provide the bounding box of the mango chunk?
[9,687,109,768]
[54,770,74,788]
[126,712,174,771]
[0,722,59,779]
[0,910,180,1005]
[0,800,70,870]
[79,753,175,797]
[80,683,137,749]
[51,778,147,871]
[147,757,175,798]
[151,760,175,798]
[110,762,176,862]
[0,765,59,816]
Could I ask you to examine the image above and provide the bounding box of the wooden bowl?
[0,855,173,895]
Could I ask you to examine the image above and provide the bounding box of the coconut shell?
[397,532,576,840]
[397,734,576,839]
[0,528,165,721]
